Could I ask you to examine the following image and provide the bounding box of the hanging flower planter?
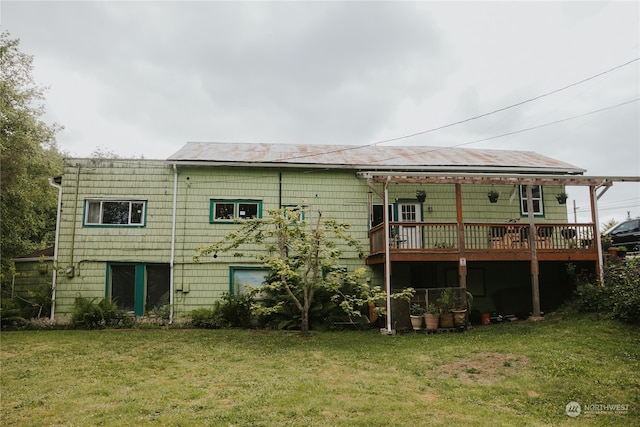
[556,193,568,204]
[416,189,426,203]
[487,190,499,203]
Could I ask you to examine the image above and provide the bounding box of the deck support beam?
[383,177,393,334]
[591,185,604,283]
[526,185,542,320]
[455,184,467,294]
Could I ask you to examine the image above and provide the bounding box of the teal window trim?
[84,199,147,227]
[229,266,270,295]
[282,205,307,223]
[134,265,145,315]
[210,199,263,223]
[519,185,545,217]
[105,262,145,316]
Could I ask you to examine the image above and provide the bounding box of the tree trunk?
[300,308,310,336]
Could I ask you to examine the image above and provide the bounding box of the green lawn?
[1,313,638,426]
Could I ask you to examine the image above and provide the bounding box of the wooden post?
[455,184,467,291]
[526,185,542,319]
[383,177,393,334]
[590,185,603,283]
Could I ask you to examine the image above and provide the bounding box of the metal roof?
[167,141,585,174]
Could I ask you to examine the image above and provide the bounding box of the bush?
[573,258,640,324]
[0,283,52,324]
[71,297,119,329]
[217,292,254,328]
[574,283,611,313]
[1,296,27,329]
[606,258,640,323]
[189,304,226,329]
[189,293,259,329]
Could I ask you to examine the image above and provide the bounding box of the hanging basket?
[488,191,499,203]
[556,193,568,204]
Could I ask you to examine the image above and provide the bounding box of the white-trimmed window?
[520,185,544,216]
[210,199,262,222]
[85,200,146,226]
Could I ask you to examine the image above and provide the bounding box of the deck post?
[526,185,542,319]
[383,177,393,334]
[590,185,604,283]
[455,184,467,291]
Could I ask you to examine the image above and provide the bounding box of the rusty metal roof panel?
[167,142,585,174]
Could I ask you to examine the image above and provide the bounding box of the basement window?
[85,200,146,226]
[230,266,269,295]
[210,199,262,222]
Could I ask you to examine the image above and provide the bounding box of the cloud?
[2,0,638,221]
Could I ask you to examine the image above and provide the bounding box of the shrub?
[606,258,640,323]
[0,283,52,324]
[573,258,640,324]
[1,296,27,329]
[217,292,254,328]
[189,304,226,329]
[574,283,611,313]
[71,297,119,329]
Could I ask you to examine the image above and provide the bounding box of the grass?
[1,312,639,426]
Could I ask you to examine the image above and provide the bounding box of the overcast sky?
[2,1,639,224]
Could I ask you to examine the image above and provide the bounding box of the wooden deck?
[367,222,598,264]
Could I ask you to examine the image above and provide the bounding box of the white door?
[396,203,422,249]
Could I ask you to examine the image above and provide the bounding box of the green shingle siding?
[52,159,569,319]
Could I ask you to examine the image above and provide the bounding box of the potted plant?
[438,288,457,328]
[416,189,426,203]
[410,303,425,330]
[487,190,499,203]
[615,246,627,258]
[451,291,472,328]
[423,303,440,331]
[556,192,568,204]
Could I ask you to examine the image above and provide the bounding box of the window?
[85,200,146,226]
[283,205,306,223]
[399,203,419,222]
[210,199,262,222]
[520,185,544,216]
[371,204,393,227]
[108,264,170,316]
[229,267,269,295]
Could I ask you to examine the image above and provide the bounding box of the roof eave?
[167,160,585,175]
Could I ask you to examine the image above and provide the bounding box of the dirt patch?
[436,352,529,385]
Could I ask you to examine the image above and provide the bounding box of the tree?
[0,32,63,287]
[90,145,122,159]
[195,207,410,335]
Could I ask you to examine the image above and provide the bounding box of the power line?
[373,58,640,146]
[372,98,640,164]
[278,57,639,162]
[448,98,639,146]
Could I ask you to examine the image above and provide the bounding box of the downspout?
[279,172,282,209]
[383,176,393,334]
[169,164,178,324]
[48,177,63,321]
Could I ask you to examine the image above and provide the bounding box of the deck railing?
[369,222,596,255]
